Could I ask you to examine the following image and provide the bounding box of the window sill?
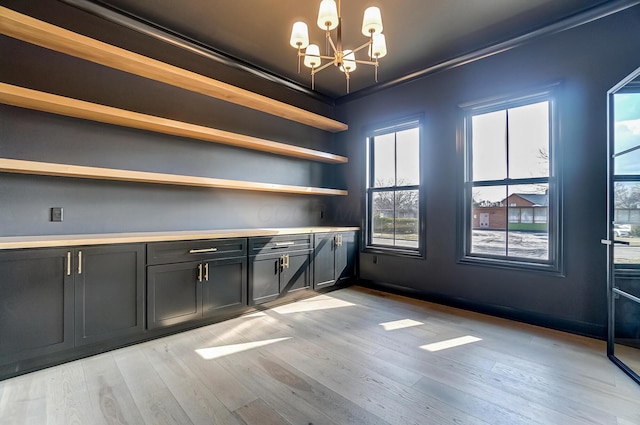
[458,255,564,276]
[363,245,425,259]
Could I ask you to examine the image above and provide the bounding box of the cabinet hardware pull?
[189,248,218,254]
[274,241,295,247]
[204,263,209,281]
[197,263,203,282]
[285,254,290,269]
[67,251,71,276]
[280,255,285,272]
[78,251,82,274]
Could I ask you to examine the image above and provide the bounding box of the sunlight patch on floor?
[271,296,355,314]
[420,335,482,352]
[243,311,267,318]
[195,337,291,360]
[379,319,424,331]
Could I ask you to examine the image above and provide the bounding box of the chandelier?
[289,0,387,94]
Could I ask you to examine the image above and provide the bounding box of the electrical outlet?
[51,207,63,222]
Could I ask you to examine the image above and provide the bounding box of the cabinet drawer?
[147,238,247,265]
[249,234,312,256]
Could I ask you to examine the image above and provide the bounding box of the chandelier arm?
[327,34,338,54]
[353,59,379,66]
[298,53,335,61]
[314,60,335,73]
[350,40,373,55]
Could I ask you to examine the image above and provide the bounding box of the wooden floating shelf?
[0,83,348,164]
[0,158,348,196]
[0,7,348,133]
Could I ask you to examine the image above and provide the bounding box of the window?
[460,89,560,271]
[365,117,423,255]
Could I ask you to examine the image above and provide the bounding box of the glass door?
[607,66,640,385]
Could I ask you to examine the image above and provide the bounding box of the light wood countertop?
[0,227,360,250]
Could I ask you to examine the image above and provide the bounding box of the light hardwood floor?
[1,286,638,424]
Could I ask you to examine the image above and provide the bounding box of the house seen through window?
[462,90,559,270]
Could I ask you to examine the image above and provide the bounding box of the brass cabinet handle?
[78,251,82,275]
[197,263,203,282]
[67,251,71,276]
[204,263,209,281]
[189,248,218,254]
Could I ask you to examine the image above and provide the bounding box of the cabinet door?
[282,251,311,294]
[203,257,247,317]
[249,256,280,305]
[0,248,73,365]
[313,233,336,289]
[75,244,145,346]
[336,232,357,283]
[147,261,202,329]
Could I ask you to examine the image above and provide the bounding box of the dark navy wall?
[331,6,640,336]
[0,0,340,236]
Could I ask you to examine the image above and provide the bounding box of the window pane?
[508,101,550,179]
[507,231,549,260]
[508,208,520,223]
[506,184,549,260]
[373,133,395,187]
[613,93,640,155]
[615,147,640,175]
[534,208,548,223]
[394,190,419,248]
[371,191,394,245]
[396,128,420,186]
[471,186,506,256]
[520,208,534,223]
[472,111,507,181]
[613,181,640,264]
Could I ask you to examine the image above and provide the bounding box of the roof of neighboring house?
[512,193,549,207]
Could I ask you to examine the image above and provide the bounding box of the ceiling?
[95,0,610,99]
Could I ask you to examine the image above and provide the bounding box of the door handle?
[204,263,209,281]
[197,263,203,282]
[67,251,72,276]
[284,254,290,269]
[601,239,631,246]
[77,251,82,275]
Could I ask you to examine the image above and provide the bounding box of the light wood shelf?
[0,158,348,196]
[0,83,348,164]
[0,7,348,132]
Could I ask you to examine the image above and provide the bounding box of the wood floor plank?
[81,352,146,425]
[180,314,384,425]
[144,342,245,425]
[266,337,491,425]
[113,346,193,425]
[45,361,93,425]
[156,327,260,412]
[214,339,389,425]
[0,372,47,425]
[234,398,292,425]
